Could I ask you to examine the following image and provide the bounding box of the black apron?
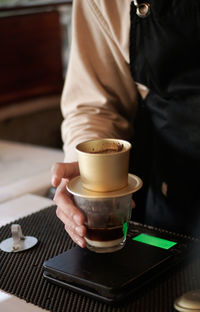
[129,0,200,237]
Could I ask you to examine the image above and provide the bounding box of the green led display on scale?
[132,233,177,250]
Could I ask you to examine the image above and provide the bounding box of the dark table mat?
[1,205,200,312]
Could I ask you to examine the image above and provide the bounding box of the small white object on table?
[0,140,64,311]
[0,193,54,312]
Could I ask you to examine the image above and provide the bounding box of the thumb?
[51,162,80,187]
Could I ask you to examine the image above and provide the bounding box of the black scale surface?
[1,205,200,312]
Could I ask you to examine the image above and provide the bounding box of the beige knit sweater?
[61,0,147,162]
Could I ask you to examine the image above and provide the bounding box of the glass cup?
[73,193,132,253]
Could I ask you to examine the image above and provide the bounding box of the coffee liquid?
[89,143,123,154]
[86,226,124,241]
[89,149,120,154]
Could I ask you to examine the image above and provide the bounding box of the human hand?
[51,162,87,248]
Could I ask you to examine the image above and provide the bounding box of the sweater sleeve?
[61,0,138,162]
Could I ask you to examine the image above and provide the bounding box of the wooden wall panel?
[0,11,64,106]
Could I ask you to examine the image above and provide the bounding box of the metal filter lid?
[174,290,200,311]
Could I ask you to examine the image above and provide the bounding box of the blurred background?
[0,4,73,309]
[0,1,73,205]
[0,0,72,149]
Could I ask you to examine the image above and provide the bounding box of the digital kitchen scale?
[43,226,196,304]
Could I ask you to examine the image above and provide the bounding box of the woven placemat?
[1,205,200,312]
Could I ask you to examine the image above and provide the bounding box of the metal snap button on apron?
[133,1,150,18]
